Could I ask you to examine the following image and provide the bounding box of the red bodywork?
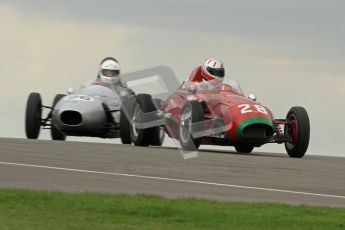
[161,81,276,147]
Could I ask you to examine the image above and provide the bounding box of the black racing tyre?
[25,92,42,139]
[150,99,165,146]
[51,94,66,141]
[179,100,204,151]
[120,96,135,144]
[130,94,157,146]
[284,106,310,158]
[234,145,254,153]
[151,126,165,146]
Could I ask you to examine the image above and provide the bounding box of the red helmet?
[201,58,225,81]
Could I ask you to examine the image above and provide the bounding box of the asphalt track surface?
[0,137,344,207]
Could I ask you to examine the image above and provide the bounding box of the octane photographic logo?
[112,66,232,160]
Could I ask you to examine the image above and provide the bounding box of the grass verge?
[0,189,344,229]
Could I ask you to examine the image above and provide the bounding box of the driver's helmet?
[201,58,225,83]
[99,57,121,84]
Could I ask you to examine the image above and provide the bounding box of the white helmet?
[99,58,121,84]
[201,58,225,81]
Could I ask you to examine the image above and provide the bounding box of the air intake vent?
[60,111,82,126]
[242,124,274,139]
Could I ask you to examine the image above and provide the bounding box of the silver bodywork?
[52,83,131,138]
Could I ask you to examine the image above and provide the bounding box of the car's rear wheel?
[25,92,42,139]
[150,99,164,146]
[130,94,157,146]
[120,96,135,144]
[284,106,310,158]
[179,100,203,151]
[51,94,66,141]
[151,127,165,146]
[234,145,254,153]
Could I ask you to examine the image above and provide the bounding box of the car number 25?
[238,104,268,114]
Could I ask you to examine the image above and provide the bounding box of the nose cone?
[60,110,82,126]
[226,100,275,141]
[52,98,107,131]
[236,117,274,139]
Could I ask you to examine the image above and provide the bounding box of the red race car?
[126,79,310,158]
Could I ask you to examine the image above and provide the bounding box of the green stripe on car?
[236,117,274,137]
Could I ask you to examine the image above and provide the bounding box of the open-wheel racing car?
[129,79,310,158]
[25,82,142,144]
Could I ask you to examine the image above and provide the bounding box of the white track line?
[0,161,344,199]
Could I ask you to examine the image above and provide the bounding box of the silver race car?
[25,81,135,144]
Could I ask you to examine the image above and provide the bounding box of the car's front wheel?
[284,106,310,158]
[234,145,254,153]
[179,100,204,151]
[25,92,42,139]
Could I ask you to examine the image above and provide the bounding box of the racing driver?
[92,57,134,123]
[184,58,225,87]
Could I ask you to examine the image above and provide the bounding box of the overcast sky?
[1,1,344,156]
